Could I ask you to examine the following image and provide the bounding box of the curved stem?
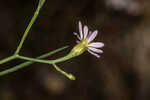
[52,64,75,80]
[14,0,46,54]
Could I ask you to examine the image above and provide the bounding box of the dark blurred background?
[0,0,150,100]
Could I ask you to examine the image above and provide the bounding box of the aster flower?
[72,21,104,58]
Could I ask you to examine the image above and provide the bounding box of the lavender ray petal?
[73,32,81,40]
[83,25,88,39]
[86,31,92,41]
[79,21,83,39]
[89,42,104,48]
[88,47,103,53]
[88,31,92,37]
[88,50,100,58]
[87,30,98,43]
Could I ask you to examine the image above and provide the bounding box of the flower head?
[71,21,104,58]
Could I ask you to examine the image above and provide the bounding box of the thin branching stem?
[0,0,46,64]
[14,0,46,54]
[0,0,76,80]
[17,52,74,64]
[0,55,17,65]
[0,46,68,76]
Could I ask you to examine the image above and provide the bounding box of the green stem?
[52,64,75,80]
[0,46,68,76]
[17,52,74,64]
[0,55,17,65]
[14,0,46,54]
[50,53,74,64]
[17,55,50,64]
